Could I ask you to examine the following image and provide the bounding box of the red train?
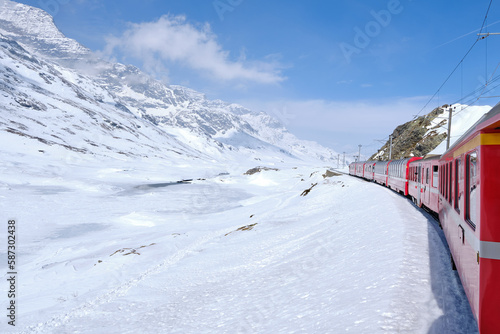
[349,104,500,333]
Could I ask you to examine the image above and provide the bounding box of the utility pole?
[446,106,453,150]
[337,154,340,168]
[388,135,393,160]
[358,145,362,162]
[343,152,346,168]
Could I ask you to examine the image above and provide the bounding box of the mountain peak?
[0,0,90,60]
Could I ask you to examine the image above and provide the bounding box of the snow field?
[0,160,478,333]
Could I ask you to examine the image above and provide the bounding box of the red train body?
[387,157,422,195]
[348,105,500,333]
[408,156,440,213]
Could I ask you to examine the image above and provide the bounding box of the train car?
[355,161,366,178]
[348,162,356,176]
[348,161,363,178]
[387,157,422,195]
[438,104,500,333]
[349,161,366,178]
[408,155,440,212]
[363,161,376,181]
[373,160,390,186]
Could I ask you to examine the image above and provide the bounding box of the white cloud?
[240,96,433,153]
[255,97,427,132]
[103,15,285,84]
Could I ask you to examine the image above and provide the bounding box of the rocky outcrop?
[370,106,448,160]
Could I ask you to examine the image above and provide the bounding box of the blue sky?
[15,0,500,156]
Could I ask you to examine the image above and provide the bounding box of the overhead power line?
[413,0,494,119]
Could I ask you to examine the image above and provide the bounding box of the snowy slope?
[0,33,223,178]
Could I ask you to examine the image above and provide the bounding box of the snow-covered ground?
[1,155,478,333]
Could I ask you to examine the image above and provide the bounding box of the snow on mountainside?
[0,34,204,162]
[0,0,337,164]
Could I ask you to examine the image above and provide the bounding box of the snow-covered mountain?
[0,0,337,166]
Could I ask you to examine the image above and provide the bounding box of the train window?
[438,167,441,192]
[454,159,461,214]
[441,165,446,196]
[445,164,448,200]
[466,152,478,228]
[439,166,443,194]
[443,165,446,195]
[432,165,438,188]
[448,162,452,204]
[426,168,429,184]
